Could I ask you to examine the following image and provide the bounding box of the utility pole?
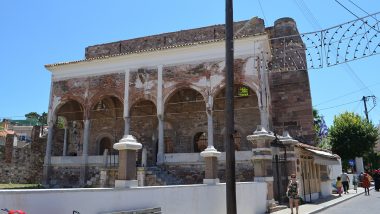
[225,0,237,214]
[362,95,376,122]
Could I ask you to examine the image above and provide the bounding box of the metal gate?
[272,148,289,204]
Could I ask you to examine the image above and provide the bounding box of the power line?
[335,0,380,33]
[293,0,374,95]
[257,0,267,24]
[317,100,361,111]
[348,0,379,22]
[313,82,380,107]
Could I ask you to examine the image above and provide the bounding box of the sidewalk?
[272,187,374,214]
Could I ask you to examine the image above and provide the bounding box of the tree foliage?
[330,112,378,161]
[313,109,322,142]
[25,112,48,126]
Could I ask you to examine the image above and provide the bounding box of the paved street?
[318,189,379,214]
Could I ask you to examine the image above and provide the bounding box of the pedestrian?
[340,171,350,194]
[362,173,371,196]
[287,174,299,214]
[358,172,364,187]
[336,176,343,196]
[352,175,358,193]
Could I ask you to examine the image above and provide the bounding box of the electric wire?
[317,99,361,111]
[348,0,380,23]
[257,0,267,24]
[335,0,380,33]
[293,0,374,95]
[313,82,380,107]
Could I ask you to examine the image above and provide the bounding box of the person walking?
[336,176,343,197]
[362,173,371,196]
[287,174,300,214]
[340,171,350,194]
[352,175,358,193]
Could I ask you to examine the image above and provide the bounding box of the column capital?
[114,135,142,151]
[200,146,221,158]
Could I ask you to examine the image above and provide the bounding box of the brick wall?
[267,18,315,143]
[85,18,265,59]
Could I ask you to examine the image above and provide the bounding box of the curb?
[308,187,375,214]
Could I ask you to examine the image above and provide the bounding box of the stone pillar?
[124,116,131,136]
[247,125,276,209]
[355,157,364,174]
[137,167,146,186]
[200,99,221,184]
[42,121,54,186]
[124,69,131,135]
[62,126,68,156]
[114,135,142,188]
[156,65,165,165]
[141,147,147,167]
[157,116,164,164]
[280,131,298,177]
[80,119,90,185]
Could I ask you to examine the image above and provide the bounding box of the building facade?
[44,17,315,188]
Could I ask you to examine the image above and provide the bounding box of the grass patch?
[0,183,43,189]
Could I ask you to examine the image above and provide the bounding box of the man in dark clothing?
[341,171,350,194]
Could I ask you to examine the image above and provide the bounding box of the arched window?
[99,137,112,155]
[194,132,207,153]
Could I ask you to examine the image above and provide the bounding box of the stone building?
[43,17,316,188]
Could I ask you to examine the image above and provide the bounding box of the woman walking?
[287,174,300,214]
[362,173,371,195]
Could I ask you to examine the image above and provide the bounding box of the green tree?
[330,112,378,163]
[25,112,40,124]
[25,112,48,126]
[38,112,48,126]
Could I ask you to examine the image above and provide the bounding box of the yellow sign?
[238,86,249,97]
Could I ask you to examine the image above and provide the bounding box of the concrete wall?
[0,182,267,214]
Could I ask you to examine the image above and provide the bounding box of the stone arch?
[88,95,124,155]
[213,84,260,151]
[53,97,84,123]
[88,91,124,112]
[52,99,85,156]
[193,132,208,153]
[95,132,114,155]
[130,99,158,166]
[164,87,207,153]
[129,95,157,113]
[220,124,245,151]
[163,84,207,105]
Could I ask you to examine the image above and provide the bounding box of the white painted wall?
[164,151,253,164]
[0,182,267,214]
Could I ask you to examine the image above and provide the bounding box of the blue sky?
[0,0,379,127]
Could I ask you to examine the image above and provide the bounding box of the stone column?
[280,131,298,177]
[62,126,68,156]
[42,121,54,186]
[156,65,165,165]
[247,125,276,210]
[80,119,90,185]
[200,96,221,184]
[141,147,147,167]
[124,69,131,136]
[114,135,142,188]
